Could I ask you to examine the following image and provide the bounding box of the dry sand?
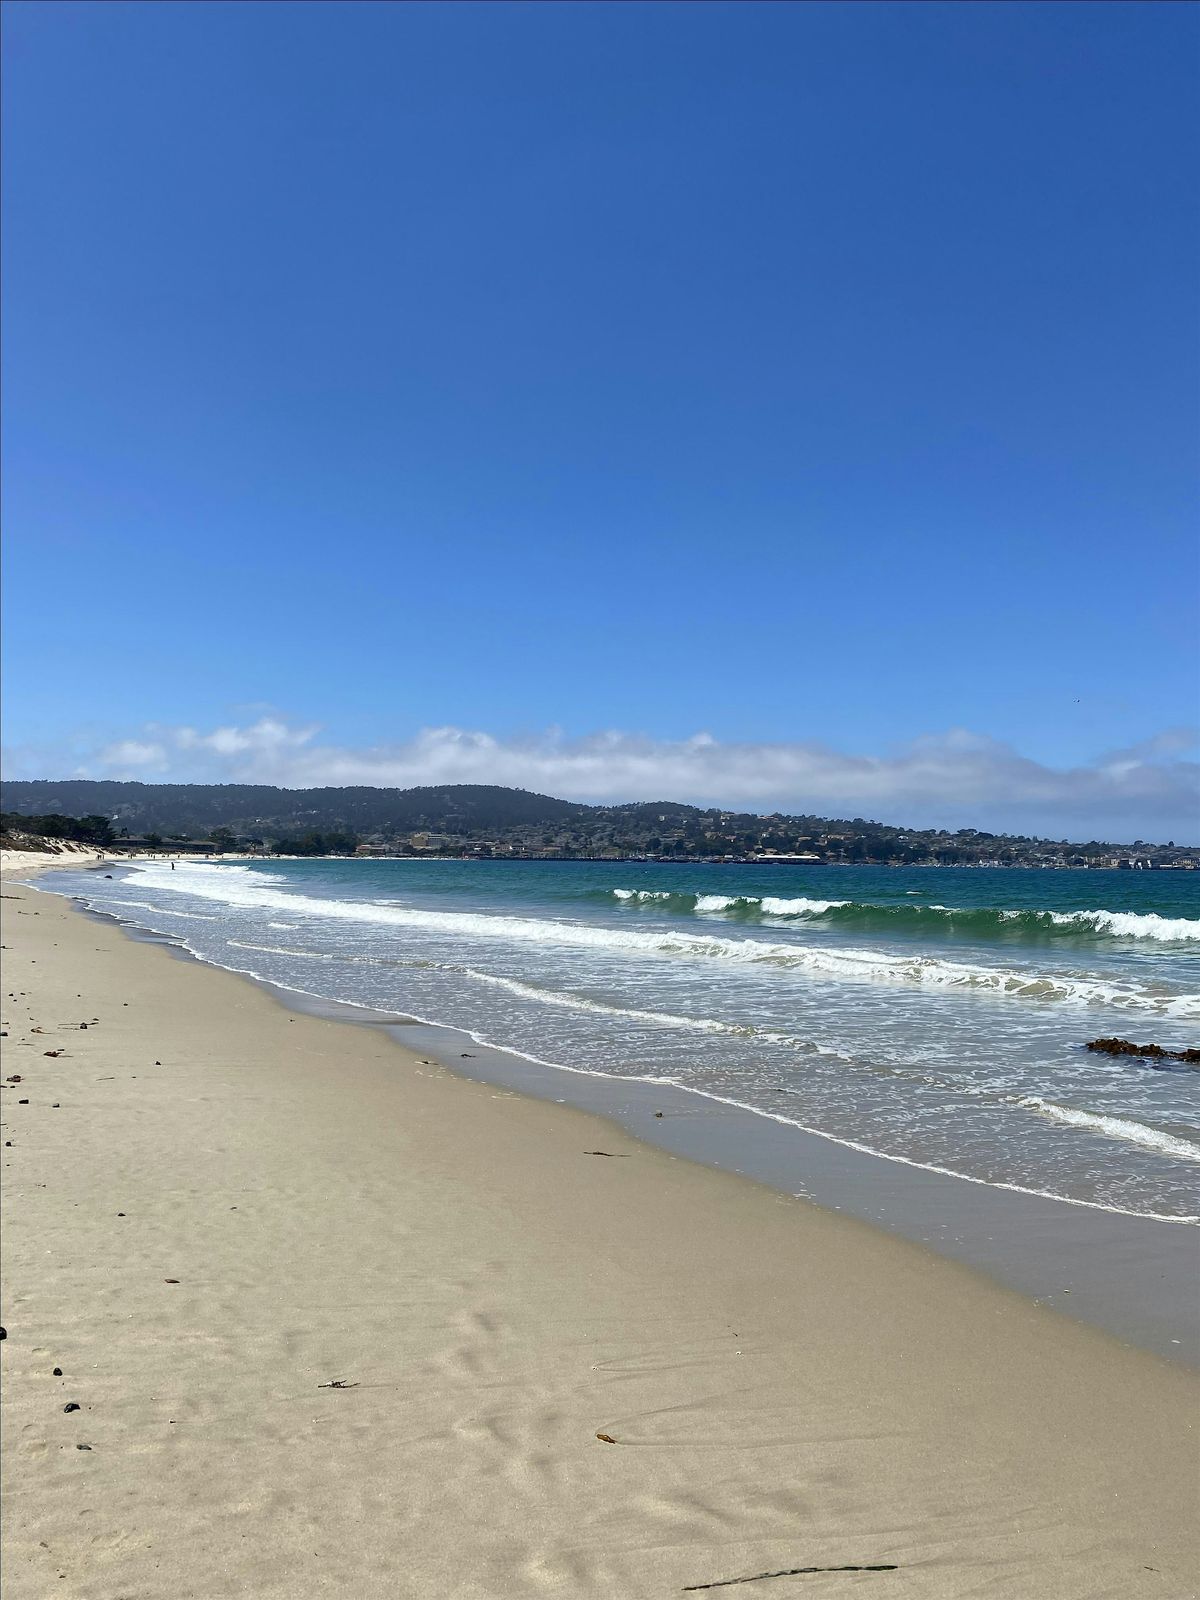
[0,845,109,876]
[1,875,1197,1599]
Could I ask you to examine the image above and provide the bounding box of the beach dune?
[1,876,1197,1598]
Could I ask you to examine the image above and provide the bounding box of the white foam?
[227,939,743,1034]
[226,937,789,1041]
[759,896,848,915]
[608,886,1200,942]
[105,898,219,922]
[125,861,1200,1016]
[612,887,850,916]
[453,968,740,1034]
[682,1086,1200,1223]
[1049,910,1200,942]
[230,940,340,960]
[1019,1098,1200,1163]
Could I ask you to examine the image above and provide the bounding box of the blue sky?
[2,2,1197,838]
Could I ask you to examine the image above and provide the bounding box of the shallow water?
[44,858,1200,1223]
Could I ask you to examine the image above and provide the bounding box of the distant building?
[117,837,219,853]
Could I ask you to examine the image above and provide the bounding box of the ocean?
[44,857,1199,1225]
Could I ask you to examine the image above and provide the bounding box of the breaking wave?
[128,862,1198,1016]
[1018,1098,1200,1163]
[606,888,1199,942]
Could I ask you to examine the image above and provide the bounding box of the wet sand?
[2,877,1198,1598]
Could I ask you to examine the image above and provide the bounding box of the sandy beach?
[2,868,1197,1599]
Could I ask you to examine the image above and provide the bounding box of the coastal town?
[2,781,1196,869]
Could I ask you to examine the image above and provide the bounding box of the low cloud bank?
[5,718,1198,843]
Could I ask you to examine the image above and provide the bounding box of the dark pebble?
[76,1443,92,1450]
[18,1099,28,1104]
[63,1403,80,1413]
[53,1367,62,1376]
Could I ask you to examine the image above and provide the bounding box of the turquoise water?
[45,858,1199,1221]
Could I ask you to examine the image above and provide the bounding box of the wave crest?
[1018,1098,1200,1163]
[605,888,1199,942]
[126,862,1198,1016]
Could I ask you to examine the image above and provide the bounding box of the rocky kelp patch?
[1087,1037,1200,1069]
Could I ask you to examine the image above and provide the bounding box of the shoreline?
[7,842,1196,872]
[3,874,1199,1596]
[33,859,1200,1366]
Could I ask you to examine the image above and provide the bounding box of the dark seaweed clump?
[1087,1037,1200,1070]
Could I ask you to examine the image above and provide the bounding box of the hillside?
[0,781,583,836]
[1,779,1194,867]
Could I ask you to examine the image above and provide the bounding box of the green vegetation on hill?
[0,781,1193,867]
[269,831,359,857]
[0,811,116,846]
[0,782,579,837]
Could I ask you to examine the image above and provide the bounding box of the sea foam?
[1018,1098,1200,1163]
[127,862,1198,1016]
[606,887,1200,942]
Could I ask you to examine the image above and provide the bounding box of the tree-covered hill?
[0,781,585,837]
[1,778,1193,866]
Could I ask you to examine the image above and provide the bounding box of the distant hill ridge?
[1,778,1193,865]
[1,780,592,834]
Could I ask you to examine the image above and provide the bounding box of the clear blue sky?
[2,2,1197,833]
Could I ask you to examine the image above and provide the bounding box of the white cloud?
[96,739,168,773]
[7,715,1194,842]
[173,718,319,757]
